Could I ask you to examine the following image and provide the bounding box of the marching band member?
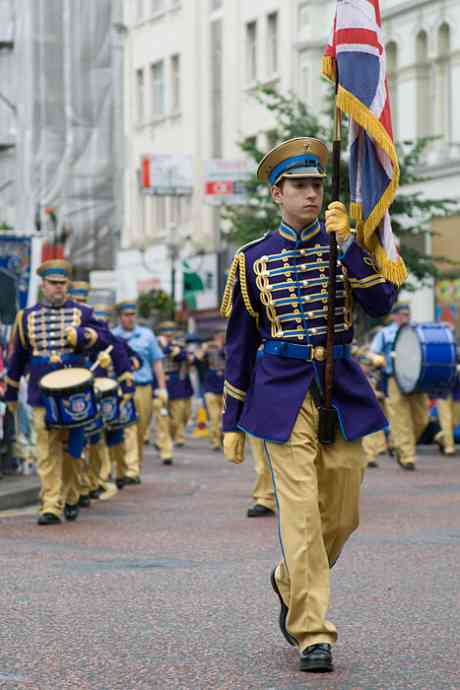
[157,322,194,449]
[356,348,387,468]
[5,260,110,525]
[199,329,226,451]
[434,341,460,456]
[86,307,136,494]
[370,303,428,471]
[112,301,167,482]
[221,138,397,672]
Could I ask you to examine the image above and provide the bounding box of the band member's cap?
[157,320,178,332]
[257,137,329,185]
[37,259,72,282]
[391,302,410,315]
[69,281,89,303]
[93,304,113,322]
[116,300,137,315]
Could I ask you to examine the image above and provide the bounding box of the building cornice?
[382,0,445,21]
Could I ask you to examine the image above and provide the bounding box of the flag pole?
[319,102,342,445]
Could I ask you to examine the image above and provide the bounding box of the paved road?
[1,439,459,690]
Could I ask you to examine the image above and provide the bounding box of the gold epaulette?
[220,233,269,319]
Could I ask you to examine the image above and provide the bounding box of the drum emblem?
[64,392,91,420]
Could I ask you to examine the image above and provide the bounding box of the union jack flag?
[322,0,407,286]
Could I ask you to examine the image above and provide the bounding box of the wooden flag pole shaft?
[319,106,342,444]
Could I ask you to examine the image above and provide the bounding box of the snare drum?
[109,396,138,430]
[40,367,97,429]
[94,377,119,427]
[393,323,457,394]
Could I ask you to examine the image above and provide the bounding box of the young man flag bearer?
[221,137,397,673]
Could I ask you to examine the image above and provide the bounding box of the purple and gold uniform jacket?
[202,347,225,395]
[5,300,111,407]
[162,344,194,400]
[88,334,136,398]
[221,220,397,443]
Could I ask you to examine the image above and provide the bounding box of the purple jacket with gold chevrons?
[5,300,112,407]
[221,219,397,443]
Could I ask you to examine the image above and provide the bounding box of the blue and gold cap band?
[257,137,329,185]
[116,301,137,314]
[37,259,72,281]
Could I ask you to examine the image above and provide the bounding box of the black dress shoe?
[89,488,101,499]
[124,476,141,485]
[115,478,125,490]
[270,569,297,646]
[395,450,416,471]
[162,458,173,466]
[367,460,379,468]
[247,503,275,518]
[299,643,333,673]
[37,512,61,526]
[78,494,91,508]
[64,504,79,521]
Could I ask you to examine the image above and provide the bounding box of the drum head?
[40,367,93,393]
[394,326,422,393]
[95,377,118,394]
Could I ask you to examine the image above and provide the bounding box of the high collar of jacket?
[278,218,321,243]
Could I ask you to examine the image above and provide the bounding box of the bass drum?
[393,323,457,394]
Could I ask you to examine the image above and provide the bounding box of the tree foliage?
[223,86,458,284]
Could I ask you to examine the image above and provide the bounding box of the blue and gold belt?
[262,340,351,363]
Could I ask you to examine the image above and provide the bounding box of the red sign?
[205,180,234,196]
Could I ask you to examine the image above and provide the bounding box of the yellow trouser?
[153,397,173,460]
[362,430,387,465]
[88,436,110,491]
[204,393,223,449]
[386,377,428,464]
[169,398,191,444]
[248,435,275,511]
[265,393,365,652]
[33,408,82,515]
[79,450,91,496]
[436,396,460,453]
[109,442,126,480]
[124,384,153,476]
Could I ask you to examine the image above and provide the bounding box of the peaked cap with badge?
[257,137,329,185]
[37,259,72,282]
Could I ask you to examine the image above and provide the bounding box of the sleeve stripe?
[224,380,247,402]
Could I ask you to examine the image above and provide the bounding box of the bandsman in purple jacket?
[198,329,226,451]
[221,138,398,673]
[5,260,111,525]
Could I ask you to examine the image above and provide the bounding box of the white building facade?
[120,0,460,322]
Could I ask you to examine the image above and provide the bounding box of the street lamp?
[165,221,180,320]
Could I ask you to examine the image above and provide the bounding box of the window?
[436,23,452,142]
[298,50,310,103]
[136,68,144,123]
[267,12,278,76]
[298,2,310,30]
[152,0,164,14]
[171,54,181,112]
[155,196,166,231]
[415,31,432,138]
[151,60,165,117]
[246,21,257,83]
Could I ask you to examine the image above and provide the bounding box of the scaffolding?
[0,0,121,272]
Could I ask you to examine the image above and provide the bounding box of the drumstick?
[90,345,113,372]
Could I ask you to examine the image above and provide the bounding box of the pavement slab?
[1,439,460,690]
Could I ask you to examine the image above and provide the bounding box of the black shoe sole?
[270,569,297,647]
[299,659,334,673]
